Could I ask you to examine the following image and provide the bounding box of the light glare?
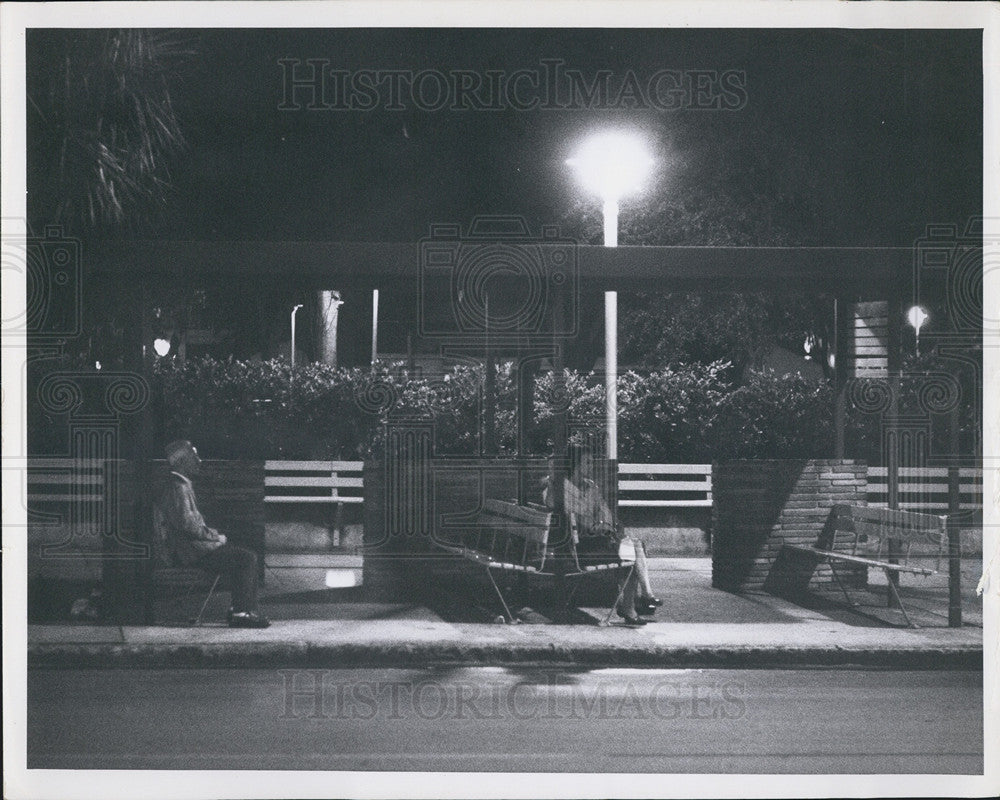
[567,132,655,201]
[906,305,929,331]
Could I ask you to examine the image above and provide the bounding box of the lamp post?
[290,303,303,369]
[906,305,928,357]
[371,289,379,365]
[567,132,655,464]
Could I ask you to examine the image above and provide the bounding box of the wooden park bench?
[26,458,116,583]
[436,499,632,624]
[264,460,363,547]
[783,504,948,628]
[618,463,713,508]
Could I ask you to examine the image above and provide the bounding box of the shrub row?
[151,357,842,461]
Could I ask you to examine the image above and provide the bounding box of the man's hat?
[164,440,193,467]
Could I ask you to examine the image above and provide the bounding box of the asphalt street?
[28,667,983,773]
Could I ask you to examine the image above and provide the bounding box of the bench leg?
[165,576,207,623]
[600,564,635,627]
[827,560,858,608]
[559,573,581,611]
[485,567,516,624]
[192,574,222,627]
[331,501,344,549]
[882,568,917,628]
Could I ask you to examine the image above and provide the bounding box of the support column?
[605,291,618,463]
[605,291,619,520]
[371,289,379,365]
[551,285,568,555]
[484,295,496,454]
[947,388,962,628]
[833,296,850,459]
[886,290,903,605]
[317,290,343,367]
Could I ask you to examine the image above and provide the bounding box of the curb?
[28,642,984,670]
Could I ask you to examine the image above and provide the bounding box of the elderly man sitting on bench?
[155,440,270,629]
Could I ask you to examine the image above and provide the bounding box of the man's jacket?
[152,471,225,567]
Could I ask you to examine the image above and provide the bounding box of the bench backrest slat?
[476,499,551,571]
[263,460,364,504]
[265,476,364,488]
[617,463,712,508]
[618,479,712,492]
[827,504,946,563]
[265,460,363,472]
[27,459,106,503]
[832,504,945,533]
[618,463,712,475]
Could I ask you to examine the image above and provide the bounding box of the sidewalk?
[28,559,984,670]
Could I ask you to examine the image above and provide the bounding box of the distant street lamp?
[567,131,655,463]
[290,303,304,369]
[152,338,171,358]
[906,305,929,356]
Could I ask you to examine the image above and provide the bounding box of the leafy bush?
[534,362,833,461]
[714,370,834,459]
[155,358,386,459]
[149,355,973,463]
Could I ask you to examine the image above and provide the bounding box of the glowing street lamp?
[566,131,655,463]
[906,305,929,356]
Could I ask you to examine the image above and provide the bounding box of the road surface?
[28,667,983,773]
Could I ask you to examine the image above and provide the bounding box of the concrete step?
[264,551,364,591]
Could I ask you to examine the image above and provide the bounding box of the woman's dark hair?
[566,444,593,478]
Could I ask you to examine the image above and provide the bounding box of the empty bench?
[783,504,948,627]
[26,458,109,581]
[437,499,631,623]
[264,460,363,547]
[618,464,712,507]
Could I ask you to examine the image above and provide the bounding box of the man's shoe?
[642,596,663,607]
[229,611,270,629]
[635,602,657,616]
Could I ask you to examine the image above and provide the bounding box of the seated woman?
[543,445,662,627]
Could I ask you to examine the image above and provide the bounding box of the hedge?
[150,356,844,461]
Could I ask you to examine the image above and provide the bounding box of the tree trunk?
[316,290,343,367]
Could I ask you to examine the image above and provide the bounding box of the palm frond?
[31,29,192,231]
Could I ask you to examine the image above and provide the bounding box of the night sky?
[29,28,981,247]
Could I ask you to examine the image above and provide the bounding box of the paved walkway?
[29,559,983,669]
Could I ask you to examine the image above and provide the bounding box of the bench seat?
[784,544,936,576]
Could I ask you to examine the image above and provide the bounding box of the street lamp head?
[906,305,929,332]
[566,131,655,202]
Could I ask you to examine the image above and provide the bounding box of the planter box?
[712,459,868,594]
